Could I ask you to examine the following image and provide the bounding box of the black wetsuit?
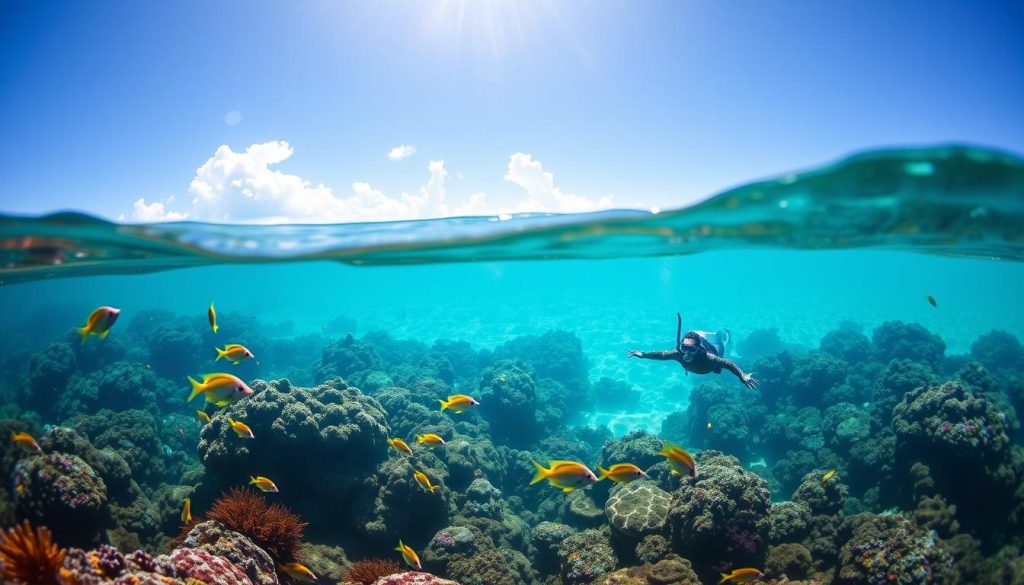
[633,345,747,379]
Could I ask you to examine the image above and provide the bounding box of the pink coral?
[169,548,253,585]
[373,571,461,584]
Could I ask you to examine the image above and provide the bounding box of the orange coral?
[0,520,66,585]
[341,558,401,585]
[204,487,307,563]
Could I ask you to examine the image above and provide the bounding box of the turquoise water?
[1,144,1023,584]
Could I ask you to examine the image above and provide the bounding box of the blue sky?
[1,1,1022,223]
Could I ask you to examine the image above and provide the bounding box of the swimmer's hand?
[626,350,643,358]
[742,374,759,389]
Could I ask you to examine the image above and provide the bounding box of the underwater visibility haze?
[2,1,1024,584]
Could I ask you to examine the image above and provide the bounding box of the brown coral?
[203,487,307,563]
[0,520,66,585]
[341,558,401,584]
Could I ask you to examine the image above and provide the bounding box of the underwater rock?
[446,547,537,585]
[423,525,483,573]
[355,455,450,544]
[169,547,253,585]
[145,316,204,379]
[600,430,663,476]
[562,489,605,529]
[820,324,872,365]
[198,378,389,533]
[372,572,461,585]
[180,520,279,585]
[557,528,617,584]
[635,534,671,564]
[768,501,813,545]
[771,447,845,497]
[971,329,1024,381]
[13,451,107,544]
[61,545,184,585]
[765,542,812,580]
[531,521,576,576]
[313,334,383,384]
[22,341,76,415]
[646,555,701,584]
[59,361,171,419]
[789,351,849,406]
[836,514,952,585]
[40,427,133,498]
[493,330,589,398]
[444,435,502,492]
[792,469,847,516]
[477,360,539,447]
[667,451,771,574]
[372,385,454,440]
[871,358,936,430]
[912,494,960,538]
[69,408,169,486]
[299,542,349,583]
[605,480,671,539]
[749,351,794,405]
[872,321,947,373]
[821,403,871,451]
[461,477,502,520]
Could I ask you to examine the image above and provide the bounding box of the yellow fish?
[208,302,218,333]
[228,417,254,439]
[439,394,480,414]
[597,463,648,484]
[187,373,253,406]
[181,498,192,524]
[413,469,439,494]
[707,422,713,430]
[530,460,599,493]
[76,306,121,344]
[657,441,697,478]
[415,433,446,446]
[216,344,255,365]
[15,482,25,497]
[395,539,421,570]
[196,411,212,425]
[249,476,279,493]
[11,432,41,453]
[822,469,838,484]
[388,438,413,456]
[926,295,938,308]
[278,562,317,582]
[719,567,764,584]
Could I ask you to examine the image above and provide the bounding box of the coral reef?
[179,520,279,585]
[558,528,617,584]
[604,480,671,539]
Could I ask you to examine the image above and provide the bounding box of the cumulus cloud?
[122,141,622,224]
[503,152,613,213]
[387,144,417,161]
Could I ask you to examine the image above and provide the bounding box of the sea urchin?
[0,520,66,585]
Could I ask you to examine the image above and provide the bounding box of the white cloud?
[387,144,417,161]
[503,152,613,213]
[123,141,624,224]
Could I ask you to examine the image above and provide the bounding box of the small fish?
[707,422,713,430]
[216,343,255,365]
[656,441,697,478]
[415,433,446,446]
[11,432,41,453]
[439,394,480,414]
[926,295,938,308]
[181,498,192,524]
[76,306,121,344]
[395,539,421,570]
[187,373,254,407]
[388,438,413,456]
[177,427,185,438]
[249,476,279,493]
[718,567,764,584]
[15,482,25,496]
[145,364,151,370]
[228,417,255,439]
[413,469,439,493]
[822,469,838,484]
[597,463,648,484]
[278,562,318,582]
[530,460,599,493]
[208,302,218,333]
[196,411,212,425]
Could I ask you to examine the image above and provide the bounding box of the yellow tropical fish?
[76,306,121,344]
[395,539,421,569]
[388,438,413,456]
[208,302,218,333]
[821,469,838,484]
[530,460,599,493]
[187,373,253,406]
[181,498,192,524]
[216,343,255,364]
[228,417,254,439]
[597,463,648,484]
[415,433,446,446]
[413,470,439,494]
[15,482,25,496]
[196,411,212,425]
[439,394,479,414]
[657,441,697,478]
[249,476,279,493]
[11,432,41,453]
[278,562,317,582]
[719,567,764,584]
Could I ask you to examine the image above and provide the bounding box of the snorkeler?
[627,313,759,390]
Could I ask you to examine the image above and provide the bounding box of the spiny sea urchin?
[204,487,307,563]
[0,520,66,585]
[341,558,402,585]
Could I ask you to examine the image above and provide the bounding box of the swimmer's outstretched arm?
[626,349,681,360]
[708,354,759,389]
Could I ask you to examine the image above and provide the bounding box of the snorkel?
[676,312,682,350]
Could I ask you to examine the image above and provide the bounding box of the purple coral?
[169,547,253,585]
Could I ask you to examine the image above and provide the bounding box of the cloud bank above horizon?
[125,141,621,224]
